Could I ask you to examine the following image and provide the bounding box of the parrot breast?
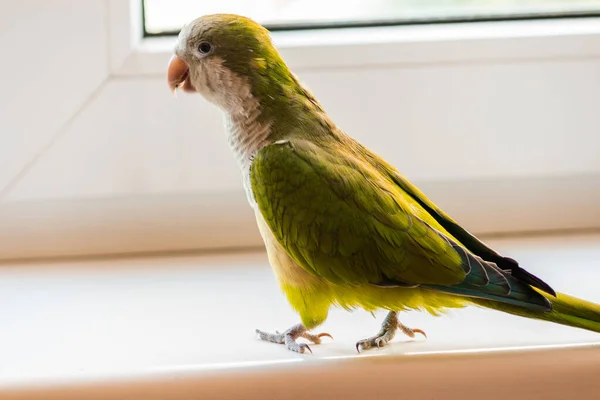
[225,111,272,208]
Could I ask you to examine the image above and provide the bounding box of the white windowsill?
[2,232,600,398]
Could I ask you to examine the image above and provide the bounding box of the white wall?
[1,1,599,260]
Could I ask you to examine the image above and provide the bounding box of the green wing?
[250,139,550,311]
[381,158,556,297]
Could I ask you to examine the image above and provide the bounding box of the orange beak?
[167,55,196,94]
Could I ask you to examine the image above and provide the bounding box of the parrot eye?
[198,41,213,55]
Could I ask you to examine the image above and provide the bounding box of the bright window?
[143,0,600,35]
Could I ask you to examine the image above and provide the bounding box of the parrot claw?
[403,327,427,339]
[300,331,333,344]
[256,323,332,354]
[355,311,427,353]
[298,343,312,354]
[355,334,393,352]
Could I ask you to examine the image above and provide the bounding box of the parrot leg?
[355,311,426,353]
[255,323,333,354]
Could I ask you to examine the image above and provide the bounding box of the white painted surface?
[0,0,599,259]
[7,60,600,201]
[0,233,599,392]
[0,0,107,195]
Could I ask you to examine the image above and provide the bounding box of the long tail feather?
[471,290,600,333]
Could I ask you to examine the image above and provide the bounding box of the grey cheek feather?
[197,58,272,208]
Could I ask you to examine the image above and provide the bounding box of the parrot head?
[167,14,292,114]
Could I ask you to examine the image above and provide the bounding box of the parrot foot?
[355,311,426,353]
[255,323,333,354]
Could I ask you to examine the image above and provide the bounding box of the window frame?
[140,0,600,37]
[109,0,600,78]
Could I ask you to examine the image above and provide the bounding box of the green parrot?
[167,14,600,353]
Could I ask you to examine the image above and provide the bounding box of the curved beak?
[167,55,196,94]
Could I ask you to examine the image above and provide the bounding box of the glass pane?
[144,0,600,35]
